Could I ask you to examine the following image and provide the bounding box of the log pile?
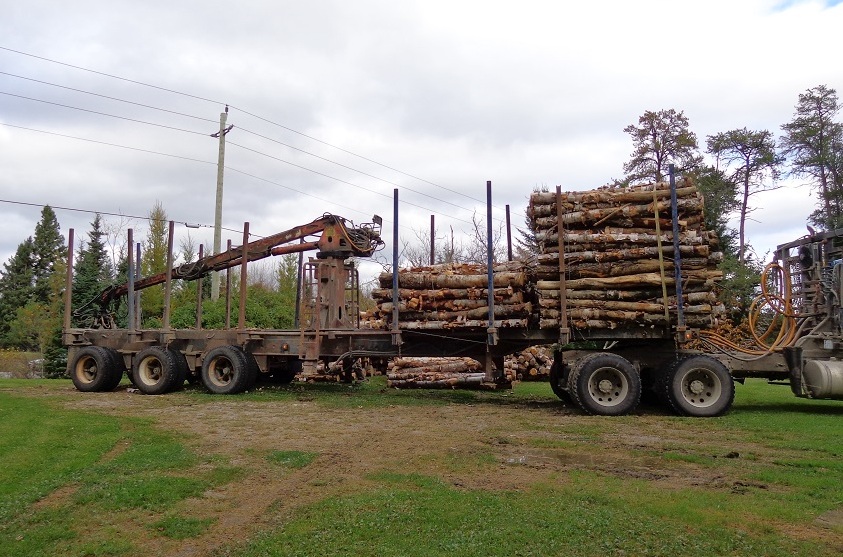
[504,345,553,381]
[386,357,513,388]
[369,262,532,330]
[528,179,725,333]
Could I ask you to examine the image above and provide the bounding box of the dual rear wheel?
[549,352,734,417]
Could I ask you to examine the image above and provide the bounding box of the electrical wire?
[227,140,475,225]
[0,122,398,230]
[237,126,499,220]
[0,122,213,163]
[0,91,207,135]
[0,45,520,217]
[0,197,244,235]
[0,71,218,123]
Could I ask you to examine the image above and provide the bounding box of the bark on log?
[397,319,527,329]
[392,357,480,369]
[533,198,703,228]
[379,271,526,290]
[537,271,721,290]
[371,287,516,301]
[378,302,531,322]
[528,182,696,206]
[377,293,524,313]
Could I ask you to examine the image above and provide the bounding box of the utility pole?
[210,106,233,300]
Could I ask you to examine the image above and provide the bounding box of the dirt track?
[49,381,784,556]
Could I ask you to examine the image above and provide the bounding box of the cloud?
[0,0,840,278]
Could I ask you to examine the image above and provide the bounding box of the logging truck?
[62,187,843,417]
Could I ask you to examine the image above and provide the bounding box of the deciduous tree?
[141,201,168,323]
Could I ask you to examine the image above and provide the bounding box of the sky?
[1,0,842,286]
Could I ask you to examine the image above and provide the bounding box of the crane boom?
[95,214,382,307]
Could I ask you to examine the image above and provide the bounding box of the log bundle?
[386,357,514,388]
[370,263,532,330]
[528,179,725,334]
[504,345,553,381]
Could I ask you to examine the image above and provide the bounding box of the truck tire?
[664,355,734,417]
[549,358,571,402]
[133,347,181,395]
[568,353,641,416]
[169,350,189,391]
[201,346,253,394]
[70,346,122,392]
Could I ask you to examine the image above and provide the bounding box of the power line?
[0,71,218,123]
[0,91,207,135]
[0,122,214,163]
[0,45,515,215]
[1,69,498,220]
[0,122,403,231]
[230,106,500,209]
[0,197,243,235]
[0,46,221,105]
[237,126,494,219]
[227,140,476,225]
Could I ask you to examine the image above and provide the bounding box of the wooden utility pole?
[211,107,233,300]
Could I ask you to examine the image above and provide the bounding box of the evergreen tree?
[72,214,113,327]
[31,206,65,305]
[706,128,782,263]
[0,237,35,345]
[780,84,843,229]
[515,187,545,260]
[692,166,740,257]
[623,109,703,183]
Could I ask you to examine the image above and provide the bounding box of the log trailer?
[63,203,843,417]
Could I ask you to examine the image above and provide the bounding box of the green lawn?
[0,377,840,557]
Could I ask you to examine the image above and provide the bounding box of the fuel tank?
[802,359,843,399]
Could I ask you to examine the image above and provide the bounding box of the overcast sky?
[2,0,842,285]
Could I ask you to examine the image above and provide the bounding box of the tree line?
[0,202,302,376]
[0,83,840,373]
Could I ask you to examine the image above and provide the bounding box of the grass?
[0,388,238,556]
[1,376,842,556]
[267,450,318,469]
[236,471,831,557]
[152,516,216,539]
[226,378,843,557]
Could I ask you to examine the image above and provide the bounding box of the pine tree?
[706,128,782,263]
[31,206,65,305]
[0,237,35,345]
[72,214,113,327]
[623,109,703,183]
[780,84,843,229]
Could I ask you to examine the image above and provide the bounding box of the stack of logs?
[528,179,725,334]
[386,357,514,388]
[370,263,532,330]
[504,345,553,381]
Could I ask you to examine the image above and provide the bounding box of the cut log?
[379,271,526,290]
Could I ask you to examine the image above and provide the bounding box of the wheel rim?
[207,356,234,387]
[585,366,629,407]
[138,356,164,386]
[678,368,722,408]
[75,356,98,384]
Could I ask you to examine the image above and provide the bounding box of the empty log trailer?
[63,185,843,417]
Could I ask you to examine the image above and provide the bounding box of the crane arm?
[95,214,382,307]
